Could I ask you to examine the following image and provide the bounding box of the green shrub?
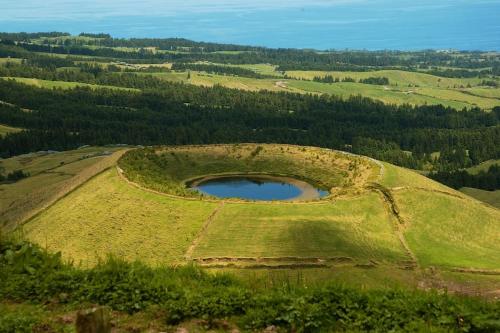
[1,239,499,332]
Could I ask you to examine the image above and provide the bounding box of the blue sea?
[1,0,499,51]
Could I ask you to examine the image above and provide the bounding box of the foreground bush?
[1,240,499,332]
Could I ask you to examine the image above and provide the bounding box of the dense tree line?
[429,165,500,190]
[0,79,498,172]
[312,76,357,83]
[359,77,390,85]
[2,35,498,72]
[171,63,275,78]
[313,76,389,85]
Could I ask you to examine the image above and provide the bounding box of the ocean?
[1,0,499,51]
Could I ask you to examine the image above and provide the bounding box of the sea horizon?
[1,0,500,51]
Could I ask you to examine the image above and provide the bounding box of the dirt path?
[368,184,419,269]
[184,201,225,260]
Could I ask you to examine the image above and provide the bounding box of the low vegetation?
[1,239,499,332]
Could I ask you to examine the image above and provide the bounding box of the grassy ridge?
[0,147,124,231]
[118,145,378,198]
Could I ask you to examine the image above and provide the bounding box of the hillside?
[0,30,499,332]
[15,144,499,299]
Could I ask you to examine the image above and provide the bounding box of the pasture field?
[0,123,22,136]
[465,159,500,174]
[285,69,491,88]
[0,77,139,91]
[394,189,500,269]
[0,147,124,231]
[141,66,499,109]
[0,146,117,175]
[460,187,500,209]
[192,193,408,263]
[24,168,217,266]
[464,87,500,99]
[0,57,23,65]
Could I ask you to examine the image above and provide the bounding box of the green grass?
[0,147,124,231]
[0,77,139,91]
[193,193,408,263]
[286,69,489,88]
[140,68,499,109]
[0,124,22,136]
[465,159,500,174]
[225,266,421,290]
[395,189,500,269]
[3,240,499,332]
[0,57,23,65]
[286,69,500,109]
[460,187,500,209]
[0,146,117,175]
[24,168,218,266]
[287,80,481,109]
[12,143,500,296]
[379,162,458,194]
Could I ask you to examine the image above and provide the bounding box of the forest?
[0,78,498,173]
[0,32,499,187]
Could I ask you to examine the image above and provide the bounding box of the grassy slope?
[0,147,123,231]
[193,193,408,262]
[395,189,499,269]
[0,77,139,91]
[0,124,22,136]
[148,68,499,109]
[25,168,217,266]
[379,162,500,269]
[460,187,500,209]
[20,144,499,276]
[465,159,500,174]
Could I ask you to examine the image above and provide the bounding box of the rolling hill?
[11,144,498,297]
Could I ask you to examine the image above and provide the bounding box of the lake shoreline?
[188,173,327,201]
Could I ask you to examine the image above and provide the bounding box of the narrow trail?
[184,201,225,260]
[368,183,419,269]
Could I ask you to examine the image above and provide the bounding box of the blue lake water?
[194,176,328,201]
[1,0,499,50]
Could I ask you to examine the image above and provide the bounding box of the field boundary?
[10,150,128,232]
[185,201,225,260]
[368,183,419,269]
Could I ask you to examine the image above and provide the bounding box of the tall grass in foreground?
[1,239,499,332]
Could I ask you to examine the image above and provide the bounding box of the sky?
[1,0,499,50]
